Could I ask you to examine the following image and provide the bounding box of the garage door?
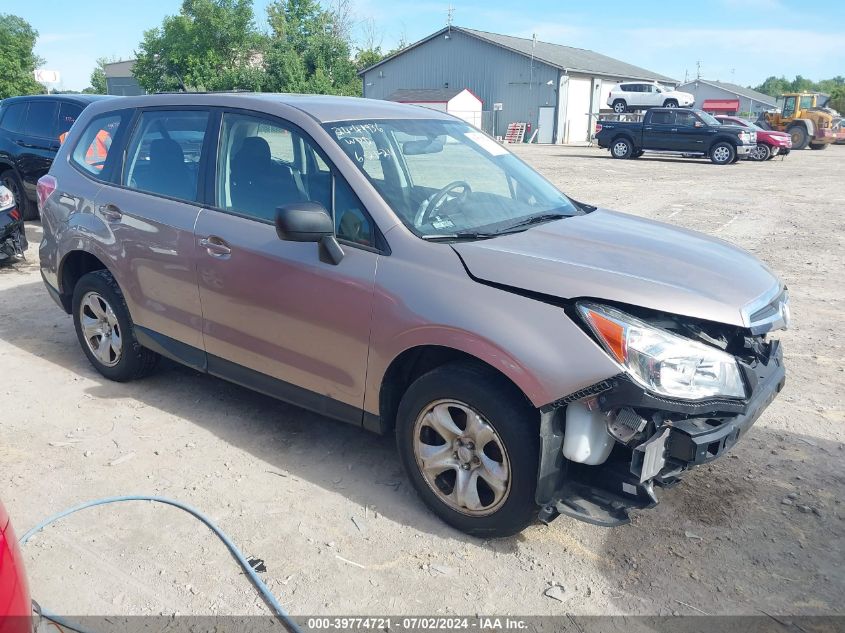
[566,77,592,144]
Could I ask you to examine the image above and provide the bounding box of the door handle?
[671,128,678,132]
[199,236,231,257]
[644,126,653,130]
[99,204,122,222]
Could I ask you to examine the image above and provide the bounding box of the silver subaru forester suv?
[38,94,788,537]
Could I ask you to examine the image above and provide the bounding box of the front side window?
[24,100,58,138]
[123,110,209,202]
[216,112,377,247]
[71,113,123,176]
[782,97,796,118]
[674,111,699,127]
[324,119,580,239]
[0,103,27,133]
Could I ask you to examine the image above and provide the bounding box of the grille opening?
[707,441,722,457]
[705,419,722,428]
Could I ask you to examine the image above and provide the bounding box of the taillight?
[37,174,57,211]
[595,123,603,133]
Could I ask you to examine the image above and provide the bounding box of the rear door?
[16,99,60,196]
[194,109,380,419]
[642,110,675,150]
[92,107,210,357]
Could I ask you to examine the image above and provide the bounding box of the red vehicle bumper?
[0,503,32,633]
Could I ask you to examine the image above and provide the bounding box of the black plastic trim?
[135,326,207,373]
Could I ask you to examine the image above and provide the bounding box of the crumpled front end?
[536,300,788,527]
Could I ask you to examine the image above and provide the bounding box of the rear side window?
[24,100,58,138]
[57,103,83,142]
[1,103,28,133]
[123,110,210,202]
[71,113,123,176]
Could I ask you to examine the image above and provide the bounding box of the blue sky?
[10,0,845,91]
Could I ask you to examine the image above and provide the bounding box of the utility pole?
[529,33,536,91]
[696,60,702,80]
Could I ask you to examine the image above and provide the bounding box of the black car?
[0,94,111,219]
[595,108,757,165]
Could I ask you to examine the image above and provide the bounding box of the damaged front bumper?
[536,340,786,526]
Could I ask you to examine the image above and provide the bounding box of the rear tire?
[395,362,539,537]
[612,100,627,114]
[788,125,809,150]
[809,143,828,150]
[1,170,36,221]
[610,137,634,159]
[710,142,736,165]
[72,270,159,382]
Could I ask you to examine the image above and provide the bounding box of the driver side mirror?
[275,202,344,265]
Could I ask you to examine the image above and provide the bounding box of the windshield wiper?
[498,212,571,233]
[421,231,499,242]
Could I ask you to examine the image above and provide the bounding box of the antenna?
[447,5,454,27]
[696,60,701,80]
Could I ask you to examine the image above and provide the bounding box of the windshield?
[323,119,581,238]
[696,110,721,126]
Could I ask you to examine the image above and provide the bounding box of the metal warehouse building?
[676,79,776,117]
[359,26,676,144]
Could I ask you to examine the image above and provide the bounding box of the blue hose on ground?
[19,495,303,633]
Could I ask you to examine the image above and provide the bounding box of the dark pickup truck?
[595,108,757,165]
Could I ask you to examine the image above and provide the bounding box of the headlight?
[0,187,14,210]
[578,302,747,400]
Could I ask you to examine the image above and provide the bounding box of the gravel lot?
[1,145,843,618]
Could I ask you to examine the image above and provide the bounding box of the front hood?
[452,209,781,328]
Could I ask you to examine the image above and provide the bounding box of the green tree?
[86,56,117,94]
[0,14,45,98]
[133,0,263,92]
[264,0,358,95]
[753,75,790,97]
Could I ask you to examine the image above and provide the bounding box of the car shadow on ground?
[553,152,747,166]
[2,279,843,614]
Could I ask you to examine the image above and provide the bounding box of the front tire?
[396,362,539,537]
[710,141,736,165]
[751,143,770,161]
[1,170,36,221]
[788,125,809,149]
[663,99,679,108]
[610,137,634,159]
[612,100,627,114]
[72,270,159,382]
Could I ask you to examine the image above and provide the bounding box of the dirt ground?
[1,145,843,619]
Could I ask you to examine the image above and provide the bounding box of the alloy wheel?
[79,291,123,367]
[713,145,731,163]
[412,400,511,516]
[613,141,630,157]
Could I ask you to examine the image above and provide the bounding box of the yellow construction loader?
[758,93,836,150]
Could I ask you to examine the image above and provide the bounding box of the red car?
[0,500,32,633]
[716,115,791,160]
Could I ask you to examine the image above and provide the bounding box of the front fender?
[364,248,621,415]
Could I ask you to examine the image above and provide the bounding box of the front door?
[195,111,379,420]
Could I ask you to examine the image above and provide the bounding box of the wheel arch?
[788,119,814,137]
[375,344,534,434]
[57,249,111,313]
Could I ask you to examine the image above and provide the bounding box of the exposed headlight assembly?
[578,302,746,400]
